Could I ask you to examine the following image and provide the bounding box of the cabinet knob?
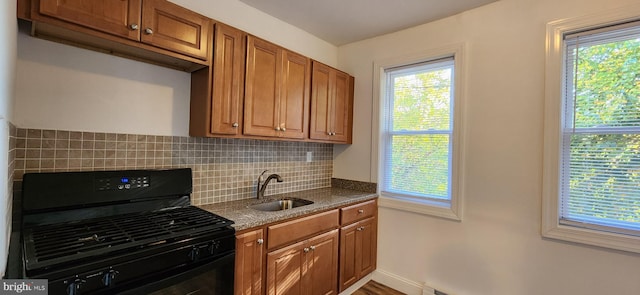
[327,131,332,135]
[129,23,139,30]
[356,227,363,231]
[303,247,310,253]
[309,245,316,251]
[232,122,239,128]
[281,127,286,131]
[144,28,153,35]
[275,127,281,131]
[257,238,264,245]
[358,209,364,214]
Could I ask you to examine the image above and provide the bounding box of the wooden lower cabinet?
[235,200,377,295]
[338,217,377,292]
[266,229,339,295]
[235,229,265,295]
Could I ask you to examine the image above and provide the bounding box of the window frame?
[542,5,640,253]
[375,44,466,221]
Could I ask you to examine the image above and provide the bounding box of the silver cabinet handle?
[309,245,316,251]
[357,226,364,231]
[303,247,310,253]
[130,23,139,30]
[358,209,364,214]
[232,122,239,128]
[144,28,153,35]
[257,238,264,245]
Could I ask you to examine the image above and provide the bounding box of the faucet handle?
[259,170,269,181]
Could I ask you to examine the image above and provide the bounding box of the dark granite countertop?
[197,188,378,231]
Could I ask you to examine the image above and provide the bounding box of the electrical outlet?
[306,151,312,162]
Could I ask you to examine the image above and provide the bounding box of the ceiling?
[238,0,499,46]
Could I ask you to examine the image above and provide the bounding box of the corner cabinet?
[244,36,311,140]
[310,61,354,144]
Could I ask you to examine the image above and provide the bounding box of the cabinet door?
[39,0,141,40]
[329,71,352,143]
[357,217,377,277]
[141,0,211,60]
[236,229,264,295]
[309,61,332,141]
[306,229,339,295]
[278,50,310,139]
[267,241,305,295]
[338,217,377,292]
[244,36,280,137]
[338,222,358,292]
[211,23,245,135]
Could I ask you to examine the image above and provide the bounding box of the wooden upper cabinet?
[244,36,280,138]
[38,0,142,41]
[211,23,245,135]
[310,62,332,141]
[244,36,310,139]
[279,50,311,139]
[32,0,210,65]
[310,61,353,143]
[140,0,210,60]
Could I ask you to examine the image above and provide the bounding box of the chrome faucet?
[256,170,283,199]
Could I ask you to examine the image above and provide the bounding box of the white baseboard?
[371,269,424,295]
[338,273,374,295]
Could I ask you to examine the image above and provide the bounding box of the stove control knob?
[188,246,200,261]
[208,241,220,255]
[66,276,86,295]
[102,269,119,287]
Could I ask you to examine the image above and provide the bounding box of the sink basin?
[250,198,314,211]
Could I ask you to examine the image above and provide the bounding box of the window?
[377,45,464,220]
[543,8,640,253]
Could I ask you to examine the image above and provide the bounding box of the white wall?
[0,1,17,276]
[15,27,192,136]
[170,0,338,67]
[15,0,338,136]
[336,0,640,294]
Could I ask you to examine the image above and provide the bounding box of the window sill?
[542,222,640,254]
[378,193,462,221]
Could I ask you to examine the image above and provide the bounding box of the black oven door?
[119,252,234,295]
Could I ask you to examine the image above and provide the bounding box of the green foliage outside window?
[566,37,640,226]
[389,67,452,200]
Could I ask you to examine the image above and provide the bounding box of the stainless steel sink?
[250,198,314,211]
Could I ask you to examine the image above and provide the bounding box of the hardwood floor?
[353,280,405,295]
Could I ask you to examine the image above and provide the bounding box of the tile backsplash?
[12,128,333,205]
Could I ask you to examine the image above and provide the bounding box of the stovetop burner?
[23,206,232,272]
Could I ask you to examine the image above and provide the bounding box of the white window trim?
[542,4,640,253]
[374,43,466,221]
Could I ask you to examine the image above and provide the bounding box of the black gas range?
[16,168,235,295]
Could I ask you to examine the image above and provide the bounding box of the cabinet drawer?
[267,210,339,250]
[340,200,377,225]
